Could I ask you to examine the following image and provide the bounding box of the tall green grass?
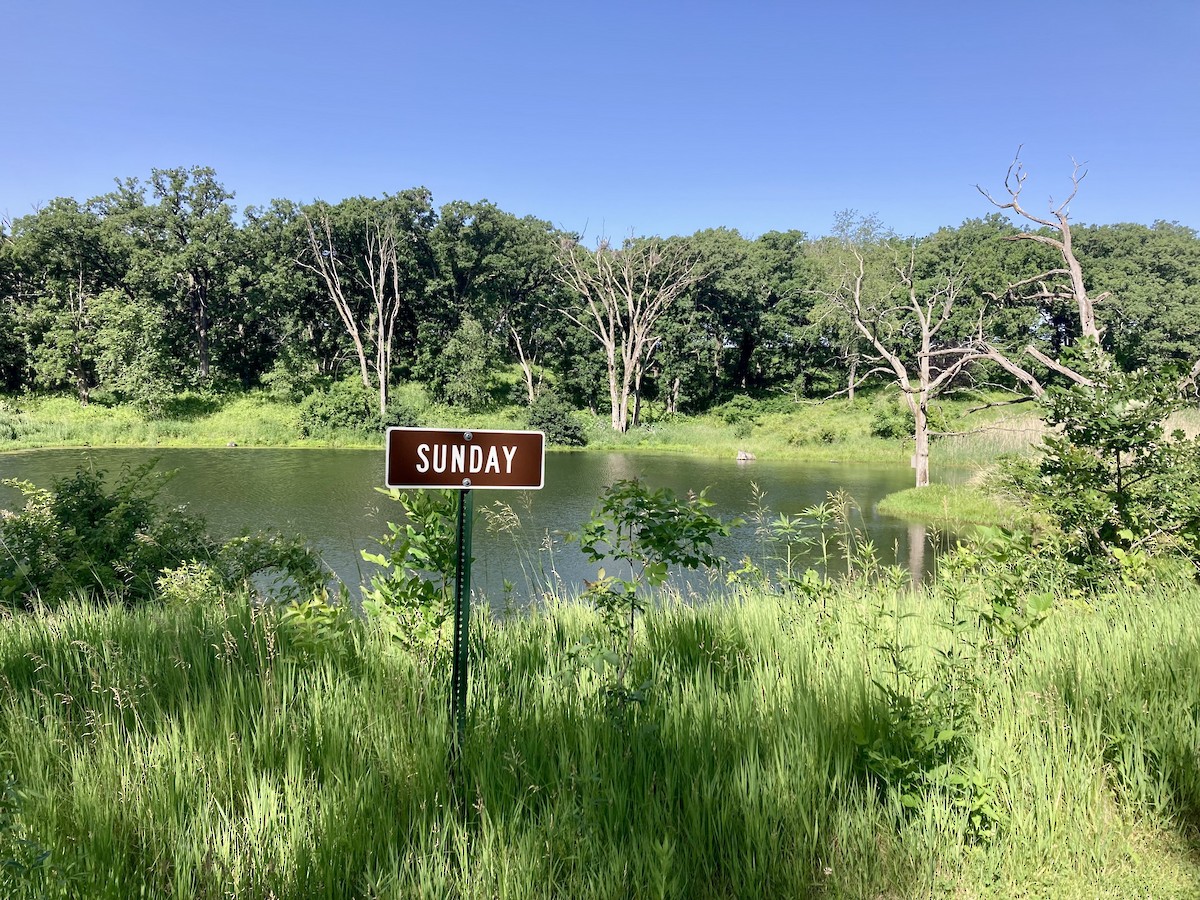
[3,574,1200,898]
[931,410,1047,470]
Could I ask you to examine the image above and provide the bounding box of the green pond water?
[0,448,964,607]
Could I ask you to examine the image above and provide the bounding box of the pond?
[0,448,965,608]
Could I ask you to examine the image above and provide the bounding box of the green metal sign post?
[449,488,474,758]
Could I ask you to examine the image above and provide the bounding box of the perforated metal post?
[449,487,474,758]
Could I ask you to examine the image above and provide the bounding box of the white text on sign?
[414,443,518,476]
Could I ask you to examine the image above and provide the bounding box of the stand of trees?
[3,164,1199,452]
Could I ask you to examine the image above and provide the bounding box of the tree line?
[2,163,1199,440]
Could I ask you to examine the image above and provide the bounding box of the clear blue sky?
[3,0,1197,238]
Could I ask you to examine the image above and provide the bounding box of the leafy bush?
[297,378,377,436]
[1,463,330,610]
[383,393,421,428]
[870,397,912,439]
[0,463,213,608]
[716,395,759,437]
[1002,353,1200,582]
[570,479,732,696]
[428,316,501,412]
[156,562,223,608]
[527,390,587,447]
[360,488,459,656]
[277,596,356,661]
[260,345,323,402]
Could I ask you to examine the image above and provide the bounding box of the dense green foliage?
[0,463,212,606]
[360,488,460,654]
[3,168,1198,431]
[296,378,378,437]
[524,389,587,447]
[1001,348,1200,582]
[0,463,327,610]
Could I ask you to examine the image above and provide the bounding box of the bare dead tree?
[504,318,541,404]
[975,151,1110,393]
[828,239,987,488]
[554,237,704,432]
[300,208,405,416]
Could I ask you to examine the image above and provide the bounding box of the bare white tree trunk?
[300,209,406,417]
[554,237,703,432]
[829,242,984,488]
[976,152,1112,392]
[509,324,539,404]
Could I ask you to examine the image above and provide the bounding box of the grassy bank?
[3,576,1200,898]
[876,483,1033,530]
[0,387,1049,466]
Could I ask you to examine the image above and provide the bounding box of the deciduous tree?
[555,236,703,432]
[823,220,986,487]
[300,191,435,416]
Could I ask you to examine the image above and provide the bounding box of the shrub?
[570,479,733,696]
[260,345,323,402]
[1002,355,1200,581]
[0,463,214,609]
[1,463,329,610]
[297,378,377,436]
[870,397,912,439]
[527,390,587,447]
[429,316,501,412]
[383,394,421,428]
[360,488,459,656]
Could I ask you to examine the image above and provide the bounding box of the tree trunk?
[667,376,681,415]
[616,380,631,433]
[607,358,624,431]
[847,356,858,402]
[75,354,89,406]
[510,325,537,404]
[913,402,930,488]
[195,279,210,379]
[632,382,643,429]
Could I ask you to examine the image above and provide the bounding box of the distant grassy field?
[3,575,1200,898]
[0,386,1049,467]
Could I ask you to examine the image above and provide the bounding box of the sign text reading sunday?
[415,441,519,475]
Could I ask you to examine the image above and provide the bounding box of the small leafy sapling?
[1003,347,1200,582]
[361,488,460,656]
[570,479,733,698]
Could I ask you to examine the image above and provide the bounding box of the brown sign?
[385,427,545,490]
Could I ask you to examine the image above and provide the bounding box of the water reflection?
[909,522,929,582]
